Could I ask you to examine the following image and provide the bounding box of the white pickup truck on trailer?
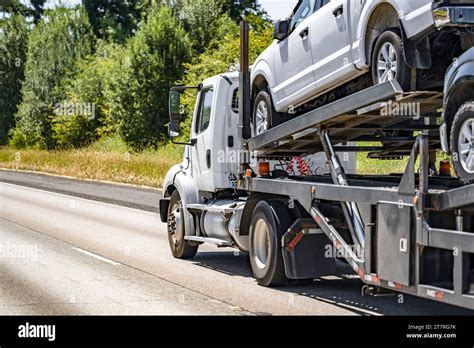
[160,22,474,309]
[251,0,474,136]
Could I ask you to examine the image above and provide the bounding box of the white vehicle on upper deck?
[251,0,474,135]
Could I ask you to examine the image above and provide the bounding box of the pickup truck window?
[231,88,239,114]
[290,0,317,32]
[196,88,214,134]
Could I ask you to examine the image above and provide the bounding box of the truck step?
[184,236,234,247]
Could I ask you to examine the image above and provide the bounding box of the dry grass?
[0,138,182,188]
[0,138,450,188]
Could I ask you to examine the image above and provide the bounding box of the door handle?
[333,5,344,17]
[299,27,309,39]
[206,149,211,169]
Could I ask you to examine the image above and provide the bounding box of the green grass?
[0,136,183,188]
[357,154,409,175]
[357,142,451,176]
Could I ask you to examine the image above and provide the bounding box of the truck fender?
[161,164,199,237]
[441,60,474,150]
[356,0,431,70]
[251,58,277,97]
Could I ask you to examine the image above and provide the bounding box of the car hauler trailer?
[161,22,474,310]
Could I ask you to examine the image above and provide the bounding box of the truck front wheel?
[167,191,198,259]
[249,200,292,287]
[450,100,474,183]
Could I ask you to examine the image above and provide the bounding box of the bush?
[11,6,95,149]
[110,6,192,150]
[52,41,126,149]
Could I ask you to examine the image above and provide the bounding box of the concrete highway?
[0,171,471,315]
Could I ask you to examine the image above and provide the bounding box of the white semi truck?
[160,22,474,309]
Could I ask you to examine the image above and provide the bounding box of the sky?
[259,0,297,20]
[40,0,297,20]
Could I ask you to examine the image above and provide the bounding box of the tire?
[252,89,281,136]
[450,100,474,183]
[371,29,411,91]
[249,200,293,287]
[167,190,198,259]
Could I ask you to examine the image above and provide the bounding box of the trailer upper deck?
[247,80,443,159]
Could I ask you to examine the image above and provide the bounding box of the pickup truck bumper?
[434,6,474,28]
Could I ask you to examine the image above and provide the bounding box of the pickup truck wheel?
[249,200,292,287]
[167,191,198,259]
[450,101,474,183]
[253,90,277,136]
[371,29,411,91]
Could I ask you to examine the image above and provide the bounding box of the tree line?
[0,0,273,150]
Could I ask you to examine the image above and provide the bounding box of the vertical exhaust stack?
[240,20,252,141]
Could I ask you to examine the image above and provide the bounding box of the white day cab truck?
[160,21,474,310]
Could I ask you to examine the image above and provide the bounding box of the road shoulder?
[0,169,161,213]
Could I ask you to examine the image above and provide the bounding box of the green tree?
[180,17,273,134]
[218,0,266,22]
[82,0,147,42]
[176,0,222,54]
[0,0,46,23]
[110,5,191,150]
[29,0,46,24]
[11,6,95,149]
[0,13,28,144]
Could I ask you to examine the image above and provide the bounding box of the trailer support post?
[319,128,366,250]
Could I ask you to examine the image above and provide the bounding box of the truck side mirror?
[168,121,181,139]
[169,89,184,123]
[273,18,290,41]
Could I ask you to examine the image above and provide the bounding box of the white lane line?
[73,247,121,266]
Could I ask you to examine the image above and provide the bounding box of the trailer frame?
[234,21,474,310]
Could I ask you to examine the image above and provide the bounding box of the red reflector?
[427,289,444,300]
[315,215,322,225]
[388,281,403,290]
[287,232,305,252]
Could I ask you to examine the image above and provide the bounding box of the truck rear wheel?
[371,29,411,91]
[249,200,292,287]
[450,100,474,183]
[167,191,198,259]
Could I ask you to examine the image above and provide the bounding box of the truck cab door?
[190,86,215,192]
[309,0,356,92]
[272,0,319,112]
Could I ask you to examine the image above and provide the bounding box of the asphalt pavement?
[0,170,472,315]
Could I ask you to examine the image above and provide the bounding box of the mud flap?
[282,228,337,280]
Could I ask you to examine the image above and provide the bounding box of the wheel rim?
[168,201,184,247]
[377,42,398,83]
[458,118,474,174]
[253,219,270,270]
[255,100,269,136]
